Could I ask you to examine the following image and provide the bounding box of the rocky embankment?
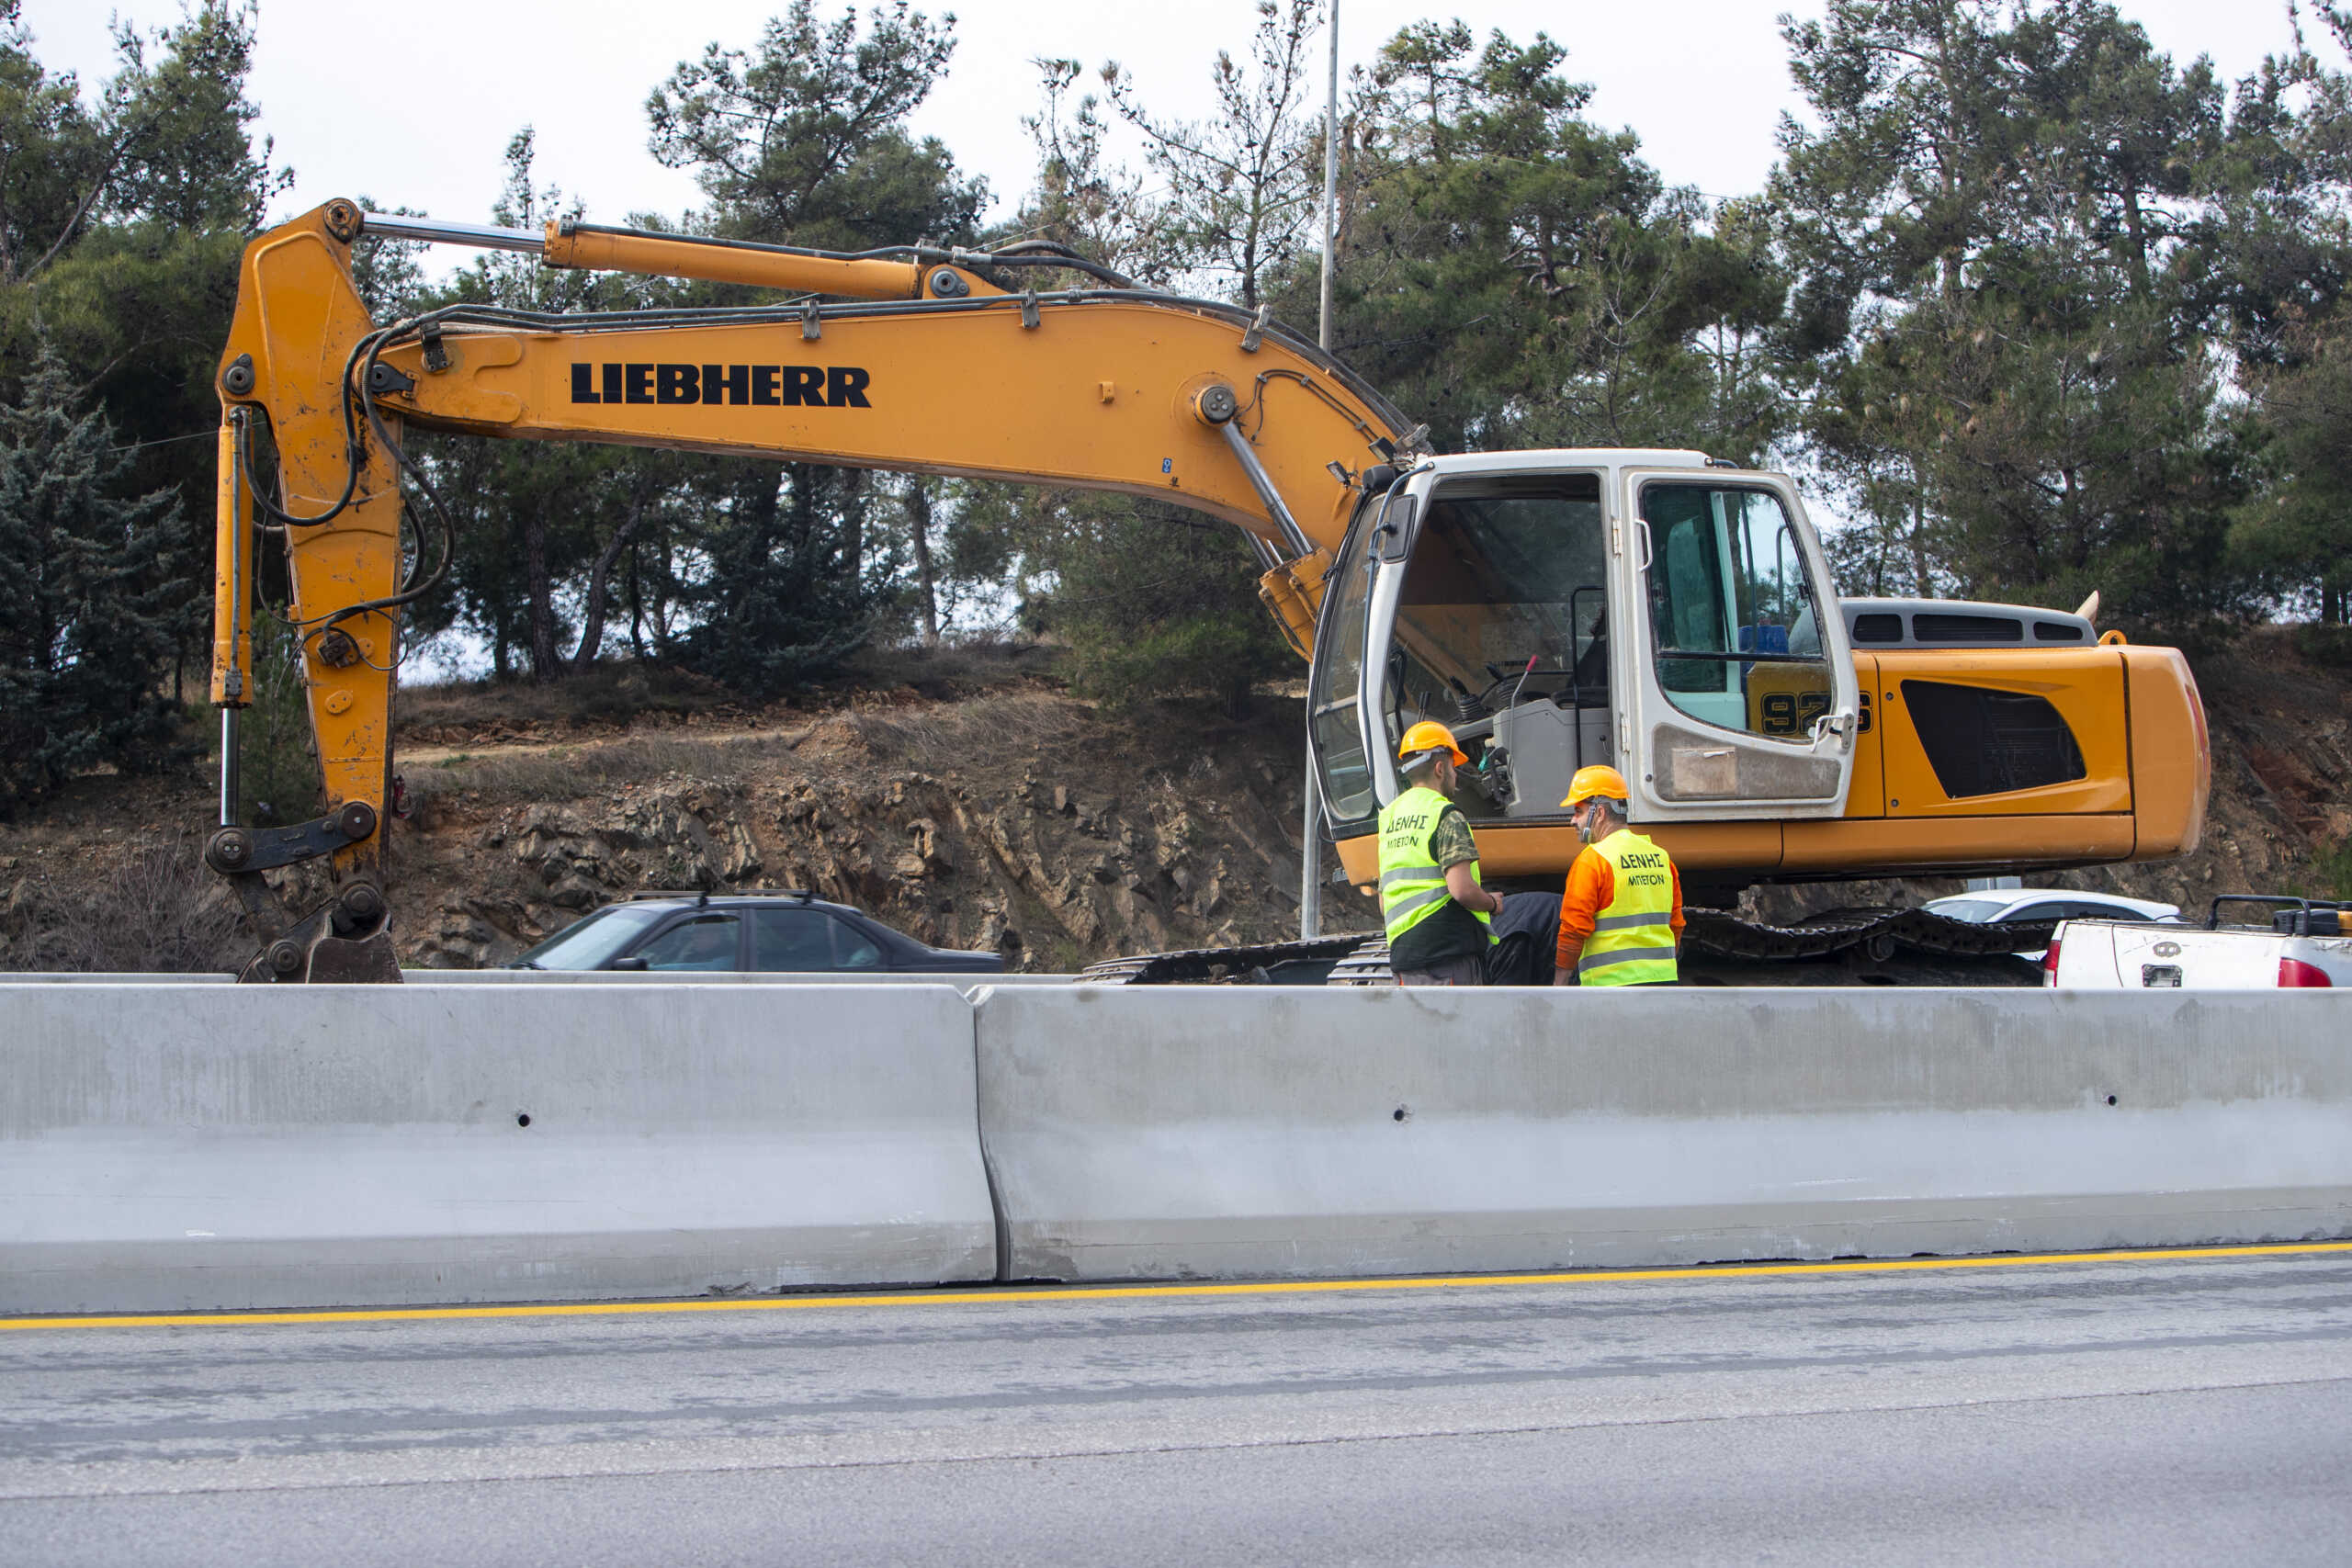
[0,685,1336,974]
[3,630,2348,973]
[401,700,1327,971]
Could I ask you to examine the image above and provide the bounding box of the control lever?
[1477,743,1513,808]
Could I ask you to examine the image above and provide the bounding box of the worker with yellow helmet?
[1552,765,1682,986]
[1377,720,1505,986]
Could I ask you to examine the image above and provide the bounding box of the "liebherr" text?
[570,363,873,408]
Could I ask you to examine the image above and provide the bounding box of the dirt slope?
[3,632,2346,973]
[0,677,1339,974]
[390,687,1329,971]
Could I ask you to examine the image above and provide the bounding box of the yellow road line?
[6,1240,2349,1334]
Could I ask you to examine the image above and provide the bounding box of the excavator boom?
[203,201,1406,978]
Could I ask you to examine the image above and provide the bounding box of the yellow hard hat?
[1396,719,1468,767]
[1560,764,1630,808]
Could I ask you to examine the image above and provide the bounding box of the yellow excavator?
[204,200,2209,981]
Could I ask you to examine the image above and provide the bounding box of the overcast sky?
[18,0,2314,256]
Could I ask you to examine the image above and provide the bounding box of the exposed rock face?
[396,705,1329,971]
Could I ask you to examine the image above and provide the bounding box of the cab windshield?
[1390,473,1607,717]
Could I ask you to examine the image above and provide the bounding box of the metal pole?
[1317,1,1340,354]
[219,708,240,829]
[1304,0,1340,942]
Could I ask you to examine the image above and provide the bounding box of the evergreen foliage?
[0,349,182,815]
[685,462,883,698]
[10,0,2352,783]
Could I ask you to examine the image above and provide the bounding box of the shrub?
[13,834,246,974]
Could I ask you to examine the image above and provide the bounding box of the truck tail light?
[2041,935,2062,986]
[2278,958,2334,988]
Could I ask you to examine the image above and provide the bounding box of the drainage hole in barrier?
[516,1112,532,1128]
[2106,1095,2118,1107]
[1394,1105,1411,1122]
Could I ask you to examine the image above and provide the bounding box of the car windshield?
[1926,897,2009,923]
[511,905,667,970]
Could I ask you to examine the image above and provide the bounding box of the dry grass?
[397,646,1059,742]
[395,691,1095,811]
[848,637,1061,699]
[8,832,247,973]
[397,663,740,739]
[400,731,818,809]
[842,691,1089,768]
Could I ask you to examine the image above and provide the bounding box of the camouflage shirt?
[1428,805,1479,871]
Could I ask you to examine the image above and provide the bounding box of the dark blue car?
[509,890,1003,976]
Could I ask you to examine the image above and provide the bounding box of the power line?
[107,428,215,455]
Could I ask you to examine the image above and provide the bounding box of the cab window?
[831,918,884,969]
[1641,483,1831,740]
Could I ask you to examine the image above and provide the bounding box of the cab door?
[1306,470,1417,830]
[1351,464,1437,810]
[1617,469,1859,820]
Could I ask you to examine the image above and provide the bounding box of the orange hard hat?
[1396,719,1468,767]
[1560,764,1630,808]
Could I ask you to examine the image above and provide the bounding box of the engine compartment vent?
[1901,681,2087,798]
[1911,612,2023,644]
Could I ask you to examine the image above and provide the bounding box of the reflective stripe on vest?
[1376,785,1493,945]
[1577,828,1678,986]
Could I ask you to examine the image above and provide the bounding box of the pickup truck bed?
[2048,897,2352,989]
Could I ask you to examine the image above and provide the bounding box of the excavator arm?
[207,201,1413,980]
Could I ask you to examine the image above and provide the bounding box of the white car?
[1923,889,2182,960]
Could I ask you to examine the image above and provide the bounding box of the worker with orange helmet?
[1377,720,1505,987]
[1553,765,1682,986]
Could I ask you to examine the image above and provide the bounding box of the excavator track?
[1078,908,2053,987]
[1077,933,1379,986]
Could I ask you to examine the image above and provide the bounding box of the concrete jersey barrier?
[413,969,1080,992]
[0,981,995,1313]
[971,985,2352,1281]
[1,973,235,983]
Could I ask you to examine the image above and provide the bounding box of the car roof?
[616,892,958,953]
[622,890,863,917]
[1930,889,2180,918]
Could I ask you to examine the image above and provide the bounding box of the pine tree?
[684,463,876,697]
[0,348,184,816]
[1773,0,2245,625]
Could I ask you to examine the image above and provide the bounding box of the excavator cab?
[1309,451,1861,851]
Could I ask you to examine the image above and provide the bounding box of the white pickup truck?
[2045,897,2352,989]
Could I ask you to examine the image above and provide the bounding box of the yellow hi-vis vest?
[1577,828,1679,986]
[1377,784,1494,945]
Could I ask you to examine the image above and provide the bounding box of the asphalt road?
[4,1248,2350,1566]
